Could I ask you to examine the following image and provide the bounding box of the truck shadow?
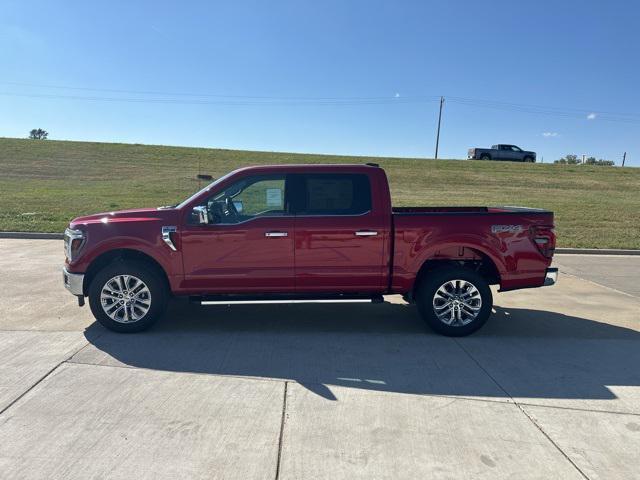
[81,300,640,402]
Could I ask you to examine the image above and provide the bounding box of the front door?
[181,174,295,293]
[292,173,387,293]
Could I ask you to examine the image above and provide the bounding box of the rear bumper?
[543,267,558,286]
[63,267,84,296]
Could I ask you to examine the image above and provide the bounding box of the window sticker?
[266,188,283,206]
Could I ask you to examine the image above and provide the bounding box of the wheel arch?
[409,246,501,301]
[83,248,171,296]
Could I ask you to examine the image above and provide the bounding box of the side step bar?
[190,294,384,306]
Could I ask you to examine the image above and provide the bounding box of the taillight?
[531,225,555,258]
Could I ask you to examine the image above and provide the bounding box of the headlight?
[64,228,86,262]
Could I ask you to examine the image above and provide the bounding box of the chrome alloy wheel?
[100,275,152,324]
[432,279,482,326]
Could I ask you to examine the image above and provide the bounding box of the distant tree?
[554,154,579,164]
[29,128,48,140]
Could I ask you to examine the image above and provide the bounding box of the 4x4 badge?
[491,224,523,234]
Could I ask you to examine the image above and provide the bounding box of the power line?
[446,97,640,124]
[0,91,439,106]
[447,95,640,118]
[1,80,639,123]
[0,81,439,102]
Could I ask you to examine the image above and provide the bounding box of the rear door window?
[295,174,372,216]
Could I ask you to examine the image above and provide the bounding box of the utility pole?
[622,152,627,167]
[434,96,444,159]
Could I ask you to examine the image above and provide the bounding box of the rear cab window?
[293,173,372,216]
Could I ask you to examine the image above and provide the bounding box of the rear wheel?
[415,267,493,336]
[88,260,167,332]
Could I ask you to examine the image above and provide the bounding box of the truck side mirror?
[192,205,209,224]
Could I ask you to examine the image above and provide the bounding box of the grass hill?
[1,137,638,248]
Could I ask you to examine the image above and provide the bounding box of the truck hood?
[70,207,178,227]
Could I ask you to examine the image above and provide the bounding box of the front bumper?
[63,267,85,296]
[543,267,558,286]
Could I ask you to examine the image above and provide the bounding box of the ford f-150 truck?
[468,145,536,162]
[63,163,557,336]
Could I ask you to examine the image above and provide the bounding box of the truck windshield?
[176,170,234,209]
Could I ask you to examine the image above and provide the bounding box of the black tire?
[523,156,534,163]
[480,154,491,161]
[88,260,168,333]
[415,266,493,337]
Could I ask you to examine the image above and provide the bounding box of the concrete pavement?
[1,363,283,480]
[1,239,639,479]
[554,254,640,298]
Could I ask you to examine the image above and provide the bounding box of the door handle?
[265,231,288,237]
[355,230,378,237]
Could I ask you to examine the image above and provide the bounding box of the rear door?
[292,173,387,293]
[497,145,510,160]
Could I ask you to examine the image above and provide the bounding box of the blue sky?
[1,0,638,165]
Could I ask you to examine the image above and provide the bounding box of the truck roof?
[229,163,382,175]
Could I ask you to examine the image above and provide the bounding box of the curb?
[0,232,64,240]
[1,232,639,255]
[555,248,640,256]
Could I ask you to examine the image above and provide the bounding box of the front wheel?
[88,260,168,333]
[415,267,493,336]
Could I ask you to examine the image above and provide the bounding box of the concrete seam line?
[0,329,93,333]
[0,362,65,416]
[452,338,511,397]
[556,248,640,255]
[559,271,640,300]
[66,359,302,386]
[516,401,640,418]
[0,232,64,239]
[452,338,591,480]
[0,340,90,416]
[274,381,288,480]
[68,333,104,360]
[516,404,590,480]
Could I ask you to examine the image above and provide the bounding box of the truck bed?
[390,206,555,292]
[393,206,551,215]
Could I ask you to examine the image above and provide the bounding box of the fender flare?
[79,239,175,294]
[407,237,507,292]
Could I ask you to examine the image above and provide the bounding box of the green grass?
[1,137,639,249]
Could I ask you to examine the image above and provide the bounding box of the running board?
[191,294,384,306]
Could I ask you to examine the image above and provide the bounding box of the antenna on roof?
[365,162,380,167]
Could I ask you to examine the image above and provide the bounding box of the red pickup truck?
[63,163,557,336]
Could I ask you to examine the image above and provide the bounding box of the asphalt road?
[1,239,639,479]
